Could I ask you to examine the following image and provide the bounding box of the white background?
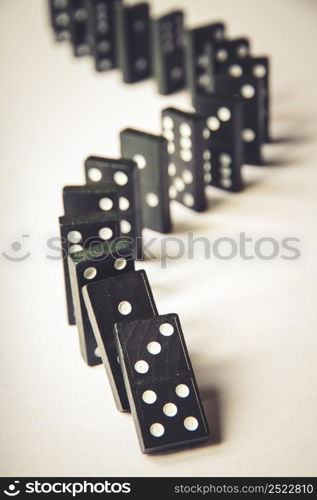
[1,0,317,476]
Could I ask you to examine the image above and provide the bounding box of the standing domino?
[185,22,226,104]
[48,0,71,42]
[215,75,265,165]
[152,11,186,95]
[84,156,143,257]
[63,185,119,216]
[218,56,270,143]
[69,0,91,56]
[194,93,244,192]
[120,129,171,234]
[212,37,251,72]
[115,2,151,83]
[162,107,208,211]
[86,0,122,71]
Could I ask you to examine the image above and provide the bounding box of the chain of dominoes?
[52,0,273,453]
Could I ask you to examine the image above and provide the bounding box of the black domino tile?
[49,0,71,42]
[151,11,186,95]
[115,314,209,453]
[86,0,121,71]
[194,93,244,192]
[59,212,120,325]
[215,74,265,165]
[115,2,151,83]
[83,270,158,411]
[185,22,226,104]
[84,156,143,257]
[69,0,91,57]
[120,129,171,234]
[162,107,208,211]
[68,240,134,366]
[218,56,270,142]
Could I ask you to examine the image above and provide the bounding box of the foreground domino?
[115,314,209,453]
[83,270,158,411]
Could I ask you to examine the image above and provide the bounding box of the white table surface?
[1,0,317,477]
